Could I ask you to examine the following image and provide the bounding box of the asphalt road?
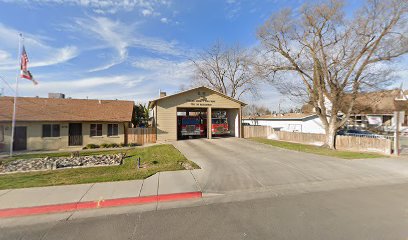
[2,182,408,240]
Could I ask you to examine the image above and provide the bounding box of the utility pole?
[394,111,400,156]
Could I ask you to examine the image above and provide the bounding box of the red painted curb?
[0,191,202,218]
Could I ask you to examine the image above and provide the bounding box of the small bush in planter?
[108,143,119,148]
[100,143,110,148]
[84,144,100,149]
[127,143,139,147]
[119,143,126,147]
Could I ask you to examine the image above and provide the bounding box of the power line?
[0,75,15,94]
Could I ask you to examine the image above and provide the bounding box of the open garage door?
[226,108,240,137]
[211,108,240,138]
[177,108,208,140]
[176,108,240,140]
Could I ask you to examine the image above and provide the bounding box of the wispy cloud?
[142,9,153,16]
[0,15,191,101]
[71,16,184,72]
[131,56,194,88]
[15,73,163,102]
[0,49,14,70]
[132,57,190,71]
[0,23,79,70]
[1,0,172,15]
[0,49,11,61]
[160,17,169,24]
[225,0,242,20]
[30,46,79,68]
[17,75,144,98]
[73,17,130,72]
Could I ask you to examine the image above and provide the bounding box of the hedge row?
[82,143,139,149]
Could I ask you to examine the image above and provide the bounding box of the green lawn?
[250,138,387,159]
[0,145,199,190]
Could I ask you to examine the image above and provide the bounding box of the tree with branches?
[192,42,258,100]
[243,104,272,116]
[256,0,408,149]
[133,103,149,127]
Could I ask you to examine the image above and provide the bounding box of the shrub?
[108,143,119,148]
[84,144,100,149]
[127,143,139,147]
[100,143,110,148]
[119,143,126,147]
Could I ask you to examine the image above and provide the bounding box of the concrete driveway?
[173,137,408,194]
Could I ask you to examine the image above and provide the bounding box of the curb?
[0,191,202,218]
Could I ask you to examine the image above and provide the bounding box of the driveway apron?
[173,138,408,194]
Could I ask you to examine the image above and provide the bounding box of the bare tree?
[256,0,408,149]
[192,42,258,100]
[243,104,272,116]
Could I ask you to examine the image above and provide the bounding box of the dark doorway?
[177,108,208,140]
[13,126,27,151]
[69,123,83,146]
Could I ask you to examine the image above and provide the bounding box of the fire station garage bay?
[148,86,246,141]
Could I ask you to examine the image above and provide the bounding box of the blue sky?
[0,0,406,111]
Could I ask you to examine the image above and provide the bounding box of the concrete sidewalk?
[0,170,200,216]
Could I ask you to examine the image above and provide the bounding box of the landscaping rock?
[0,153,125,174]
[182,162,194,170]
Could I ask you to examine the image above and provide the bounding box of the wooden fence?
[336,135,392,155]
[276,131,326,145]
[244,127,392,155]
[243,126,275,138]
[127,127,156,145]
[275,131,391,155]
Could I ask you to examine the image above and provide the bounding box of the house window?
[108,124,119,137]
[90,124,103,137]
[383,115,393,126]
[0,125,4,142]
[42,124,60,137]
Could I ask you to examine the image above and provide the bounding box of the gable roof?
[0,96,134,122]
[243,113,318,121]
[341,90,408,114]
[302,89,408,115]
[148,86,247,108]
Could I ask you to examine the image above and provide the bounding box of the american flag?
[20,46,38,85]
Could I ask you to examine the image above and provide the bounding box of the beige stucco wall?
[81,123,126,147]
[226,108,239,137]
[0,122,127,152]
[154,87,243,142]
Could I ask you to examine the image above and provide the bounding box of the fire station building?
[148,86,246,142]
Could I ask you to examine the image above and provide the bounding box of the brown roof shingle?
[302,89,408,115]
[0,96,134,122]
[341,90,408,114]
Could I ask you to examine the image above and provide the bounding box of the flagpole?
[10,33,22,157]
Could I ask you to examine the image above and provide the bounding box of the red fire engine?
[179,116,206,137]
[211,111,230,135]
[178,111,230,138]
